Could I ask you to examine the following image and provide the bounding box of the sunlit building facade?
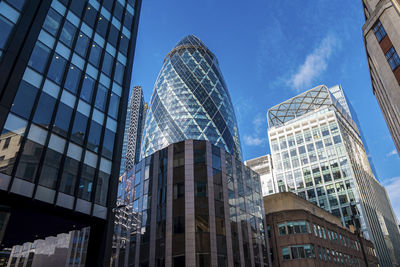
[141,35,242,161]
[267,85,400,266]
[245,155,276,196]
[0,0,141,265]
[362,0,400,155]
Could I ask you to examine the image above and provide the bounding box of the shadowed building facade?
[0,0,141,265]
[267,85,400,266]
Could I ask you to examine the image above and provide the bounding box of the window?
[64,65,81,94]
[173,183,184,199]
[75,32,90,57]
[95,171,109,205]
[28,41,51,73]
[47,53,67,84]
[11,81,38,119]
[108,93,119,118]
[38,149,62,189]
[373,20,386,42]
[95,84,108,111]
[89,42,102,66]
[385,46,400,71]
[174,216,185,233]
[282,247,290,260]
[33,92,56,128]
[59,21,76,47]
[278,223,286,236]
[3,137,11,149]
[43,8,62,36]
[80,75,95,103]
[78,164,95,200]
[102,52,113,76]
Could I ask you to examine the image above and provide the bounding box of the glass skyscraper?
[0,0,141,265]
[114,36,269,267]
[142,35,242,160]
[267,85,400,266]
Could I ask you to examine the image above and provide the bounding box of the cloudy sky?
[130,0,400,220]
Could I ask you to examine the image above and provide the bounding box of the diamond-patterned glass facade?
[142,35,242,160]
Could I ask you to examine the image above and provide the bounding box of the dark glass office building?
[142,35,242,161]
[0,0,141,265]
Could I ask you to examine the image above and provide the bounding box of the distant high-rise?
[362,0,400,155]
[141,35,242,160]
[120,86,146,175]
[267,85,400,266]
[0,0,142,266]
[245,155,276,196]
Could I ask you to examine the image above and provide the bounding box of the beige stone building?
[362,0,400,155]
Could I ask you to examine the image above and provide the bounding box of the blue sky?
[130,0,400,220]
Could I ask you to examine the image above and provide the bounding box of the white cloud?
[386,149,397,157]
[243,113,268,146]
[244,135,266,146]
[287,34,340,91]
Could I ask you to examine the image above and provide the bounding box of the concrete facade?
[362,0,400,155]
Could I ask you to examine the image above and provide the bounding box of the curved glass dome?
[142,35,242,160]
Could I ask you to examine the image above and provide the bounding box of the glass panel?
[53,103,72,137]
[38,149,62,189]
[59,156,79,195]
[95,171,109,205]
[28,41,51,73]
[108,93,119,118]
[15,140,43,181]
[32,94,56,130]
[102,128,114,159]
[10,81,39,119]
[78,164,95,200]
[75,32,90,57]
[114,61,124,84]
[43,8,62,36]
[89,42,102,66]
[80,75,95,103]
[87,121,102,152]
[64,65,81,94]
[59,20,76,47]
[95,84,107,111]
[71,112,88,145]
[101,52,113,76]
[47,53,67,84]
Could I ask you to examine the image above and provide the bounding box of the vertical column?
[206,142,218,267]
[232,158,245,267]
[149,152,159,266]
[242,165,255,267]
[185,140,195,267]
[165,145,173,267]
[220,148,234,266]
[134,161,144,267]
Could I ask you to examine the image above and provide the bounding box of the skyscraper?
[141,35,242,160]
[267,85,400,266]
[118,35,269,266]
[0,0,141,265]
[120,85,146,175]
[362,0,400,155]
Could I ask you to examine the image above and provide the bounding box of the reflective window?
[102,128,114,159]
[71,112,88,145]
[80,75,95,103]
[43,8,62,36]
[373,20,386,42]
[108,93,119,118]
[47,53,67,84]
[95,84,107,111]
[11,81,39,119]
[89,42,102,66]
[33,92,56,128]
[114,62,124,84]
[119,34,128,55]
[28,41,51,73]
[95,171,109,205]
[15,140,43,181]
[53,103,72,137]
[78,164,95,200]
[64,65,81,94]
[38,149,62,189]
[102,52,113,76]
[385,46,400,71]
[75,32,90,57]
[96,16,108,37]
[124,11,133,29]
[59,21,76,47]
[59,157,79,195]
[108,25,118,46]
[87,121,102,152]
